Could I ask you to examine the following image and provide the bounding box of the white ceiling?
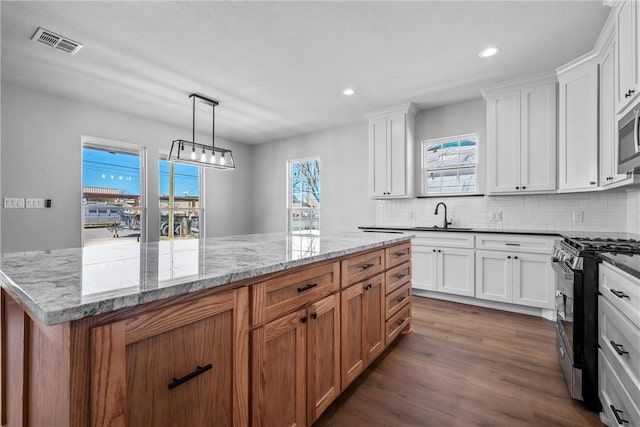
[1,1,610,145]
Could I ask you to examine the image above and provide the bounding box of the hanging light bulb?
[210,152,217,164]
[220,153,226,165]
[190,144,196,160]
[200,148,206,162]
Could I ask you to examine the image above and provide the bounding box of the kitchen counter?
[359,225,563,236]
[0,231,411,326]
[600,252,640,280]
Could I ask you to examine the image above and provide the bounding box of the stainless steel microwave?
[619,101,640,173]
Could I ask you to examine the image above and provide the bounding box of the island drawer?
[385,261,411,294]
[385,282,410,320]
[386,303,411,345]
[252,261,340,325]
[341,249,384,289]
[385,242,411,269]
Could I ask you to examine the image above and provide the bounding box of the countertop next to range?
[0,231,411,326]
[600,252,640,280]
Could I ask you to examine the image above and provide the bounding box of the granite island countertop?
[0,231,411,326]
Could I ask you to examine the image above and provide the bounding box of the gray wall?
[1,83,251,252]
[250,123,375,233]
[414,98,486,193]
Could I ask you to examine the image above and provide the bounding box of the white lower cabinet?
[413,246,474,297]
[475,250,554,309]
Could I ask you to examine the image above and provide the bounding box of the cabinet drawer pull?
[301,316,308,324]
[361,263,375,270]
[394,273,406,279]
[168,363,213,390]
[311,312,318,320]
[610,340,630,356]
[394,251,406,256]
[590,181,596,185]
[505,243,520,246]
[610,289,630,299]
[396,318,406,326]
[396,296,406,303]
[297,283,317,293]
[364,283,372,291]
[610,404,629,425]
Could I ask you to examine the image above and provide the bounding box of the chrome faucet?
[434,202,452,229]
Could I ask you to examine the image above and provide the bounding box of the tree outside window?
[288,158,320,234]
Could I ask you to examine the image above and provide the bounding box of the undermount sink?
[413,226,473,231]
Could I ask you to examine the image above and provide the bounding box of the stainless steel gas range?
[552,235,640,412]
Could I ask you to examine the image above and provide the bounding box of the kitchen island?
[0,231,413,426]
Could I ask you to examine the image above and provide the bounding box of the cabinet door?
[91,288,249,427]
[411,246,438,291]
[438,248,475,297]
[370,117,388,197]
[475,250,512,303]
[306,294,340,423]
[601,33,618,184]
[487,91,521,193]
[616,0,639,112]
[363,274,385,364]
[512,252,555,309]
[387,113,407,197]
[520,83,556,192]
[558,58,599,191]
[341,283,365,388]
[252,308,306,427]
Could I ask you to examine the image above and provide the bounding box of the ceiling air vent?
[31,27,83,55]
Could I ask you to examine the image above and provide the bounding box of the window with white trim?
[287,158,320,233]
[421,134,479,195]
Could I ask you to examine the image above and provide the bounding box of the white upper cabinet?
[557,52,600,192]
[616,0,640,113]
[367,104,416,199]
[483,74,557,194]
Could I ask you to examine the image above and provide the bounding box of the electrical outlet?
[572,211,584,222]
[407,211,414,221]
[3,197,25,208]
[26,198,45,209]
[490,211,502,221]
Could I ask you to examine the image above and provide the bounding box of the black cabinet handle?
[433,249,436,252]
[507,256,511,259]
[311,312,318,320]
[516,186,519,190]
[505,243,521,246]
[610,340,629,356]
[610,289,630,299]
[361,263,375,270]
[396,296,406,303]
[396,318,406,326]
[394,273,406,279]
[301,316,308,323]
[514,256,518,260]
[364,283,372,291]
[394,251,406,256]
[168,363,213,390]
[610,404,629,424]
[438,249,442,253]
[590,181,596,185]
[625,89,635,98]
[522,186,526,190]
[297,283,317,293]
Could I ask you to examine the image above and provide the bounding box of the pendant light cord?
[192,94,196,151]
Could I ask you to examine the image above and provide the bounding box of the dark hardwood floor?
[314,296,602,427]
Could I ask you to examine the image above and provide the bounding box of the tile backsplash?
[376,189,634,233]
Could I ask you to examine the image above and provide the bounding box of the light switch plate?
[572,211,584,222]
[26,198,45,209]
[490,211,502,221]
[3,197,25,208]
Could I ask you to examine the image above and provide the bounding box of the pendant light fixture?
[168,93,235,170]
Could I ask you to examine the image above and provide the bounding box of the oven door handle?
[551,259,574,281]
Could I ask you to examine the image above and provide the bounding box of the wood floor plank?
[314,296,602,427]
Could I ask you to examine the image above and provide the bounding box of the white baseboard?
[412,288,557,321]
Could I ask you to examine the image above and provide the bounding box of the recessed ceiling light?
[343,88,355,96]
[479,47,500,58]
